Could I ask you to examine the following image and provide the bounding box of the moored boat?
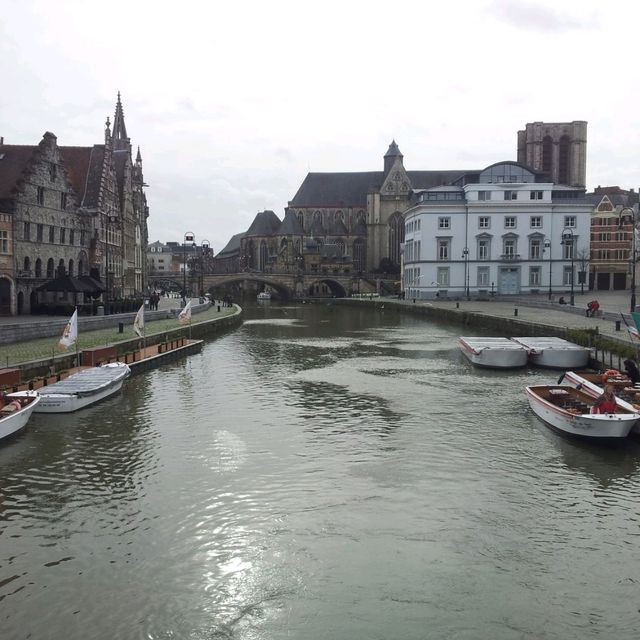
[257,291,271,301]
[511,336,590,369]
[0,391,41,441]
[35,362,130,413]
[458,336,528,369]
[525,384,639,440]
[560,370,640,435]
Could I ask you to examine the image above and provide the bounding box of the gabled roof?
[0,144,35,199]
[277,210,304,235]
[245,210,281,236]
[58,146,93,203]
[289,170,469,208]
[217,232,244,256]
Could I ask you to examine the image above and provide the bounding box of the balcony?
[500,254,521,262]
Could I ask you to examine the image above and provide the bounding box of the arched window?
[297,211,304,230]
[35,258,42,278]
[23,256,31,273]
[68,259,74,277]
[542,135,553,174]
[46,258,55,278]
[353,239,366,272]
[559,135,570,185]
[78,251,88,276]
[259,240,268,271]
[58,258,65,276]
[388,211,404,268]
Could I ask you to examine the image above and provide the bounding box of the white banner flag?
[58,308,78,350]
[133,303,145,337]
[178,300,192,325]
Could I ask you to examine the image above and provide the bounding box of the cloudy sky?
[1,0,638,253]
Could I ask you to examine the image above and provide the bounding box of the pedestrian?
[623,359,640,385]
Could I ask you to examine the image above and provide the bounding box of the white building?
[402,162,592,301]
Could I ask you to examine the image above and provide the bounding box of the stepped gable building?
[0,94,149,315]
[586,186,639,291]
[285,141,468,272]
[517,121,587,188]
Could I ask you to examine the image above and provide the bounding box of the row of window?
[21,256,86,279]
[479,190,544,201]
[23,222,85,246]
[431,215,577,231]
[435,238,574,261]
[405,266,576,289]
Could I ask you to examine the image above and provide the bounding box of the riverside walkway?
[0,297,237,368]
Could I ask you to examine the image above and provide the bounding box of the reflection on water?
[1,302,640,639]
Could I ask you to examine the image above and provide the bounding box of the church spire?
[112,91,130,151]
[384,139,403,175]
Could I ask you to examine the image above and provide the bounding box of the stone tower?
[517,121,587,187]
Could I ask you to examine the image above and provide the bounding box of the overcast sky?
[1,0,638,253]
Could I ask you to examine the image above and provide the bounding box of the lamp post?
[200,239,210,297]
[183,231,195,306]
[462,247,469,299]
[544,239,552,300]
[561,228,575,306]
[619,206,637,312]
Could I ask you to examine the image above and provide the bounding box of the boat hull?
[0,391,41,441]
[35,363,130,414]
[512,337,590,369]
[525,386,637,439]
[458,337,528,369]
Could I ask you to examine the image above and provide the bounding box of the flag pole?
[74,306,79,369]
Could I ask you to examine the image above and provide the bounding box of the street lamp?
[183,231,195,306]
[619,206,637,312]
[200,239,210,296]
[561,228,575,306]
[462,248,470,299]
[544,239,552,300]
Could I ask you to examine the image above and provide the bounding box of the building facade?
[402,162,593,300]
[285,141,467,273]
[0,95,149,315]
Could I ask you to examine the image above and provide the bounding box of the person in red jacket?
[592,384,617,414]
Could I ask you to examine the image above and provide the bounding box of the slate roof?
[0,144,35,199]
[277,210,304,235]
[245,210,281,236]
[58,146,93,203]
[289,170,469,208]
[217,232,244,256]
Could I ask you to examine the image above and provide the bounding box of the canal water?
[1,303,640,639]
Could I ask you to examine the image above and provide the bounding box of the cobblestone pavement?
[0,303,236,368]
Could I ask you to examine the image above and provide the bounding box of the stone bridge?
[200,272,378,300]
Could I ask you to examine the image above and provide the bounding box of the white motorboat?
[560,370,640,435]
[458,336,528,369]
[257,291,271,301]
[525,384,639,440]
[511,337,590,369]
[35,362,131,413]
[0,391,41,441]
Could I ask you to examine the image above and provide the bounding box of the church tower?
[517,121,587,187]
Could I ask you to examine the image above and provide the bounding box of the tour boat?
[560,370,640,435]
[458,336,528,369]
[35,362,131,413]
[257,291,271,301]
[525,384,639,440]
[0,391,41,441]
[511,336,590,369]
